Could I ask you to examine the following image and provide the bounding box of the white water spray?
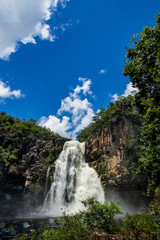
[44,166,51,196]
[42,140,105,216]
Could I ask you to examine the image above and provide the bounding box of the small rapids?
[42,140,105,216]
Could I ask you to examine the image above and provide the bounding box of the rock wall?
[0,135,68,191]
[85,117,147,188]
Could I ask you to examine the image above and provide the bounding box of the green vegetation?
[80,198,122,234]
[121,213,160,240]
[41,214,94,240]
[14,199,160,240]
[0,112,53,140]
[0,112,56,176]
[123,13,160,194]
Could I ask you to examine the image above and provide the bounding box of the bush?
[80,198,122,234]
[121,213,160,240]
[42,214,94,240]
[150,201,160,215]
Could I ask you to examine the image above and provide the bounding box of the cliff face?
[85,117,147,188]
[0,135,67,190]
[0,113,69,196]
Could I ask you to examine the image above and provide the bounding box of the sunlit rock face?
[42,140,104,216]
[85,117,147,188]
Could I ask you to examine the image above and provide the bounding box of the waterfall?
[42,140,105,216]
[44,166,51,196]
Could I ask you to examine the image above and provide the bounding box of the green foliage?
[0,112,54,141]
[121,213,160,240]
[44,146,63,165]
[123,13,160,99]
[150,200,160,215]
[123,13,160,193]
[41,214,94,240]
[14,234,28,240]
[150,187,160,215]
[0,146,19,174]
[0,112,56,172]
[80,198,122,234]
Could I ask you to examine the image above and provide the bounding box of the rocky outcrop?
[85,117,147,188]
[0,135,68,191]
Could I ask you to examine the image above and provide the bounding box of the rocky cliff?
[78,96,147,189]
[1,135,67,190]
[85,117,147,188]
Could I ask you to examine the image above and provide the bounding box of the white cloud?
[111,82,139,102]
[99,69,107,75]
[111,93,119,102]
[39,77,95,139]
[73,108,94,134]
[0,0,68,60]
[123,82,139,97]
[39,115,71,138]
[0,80,23,102]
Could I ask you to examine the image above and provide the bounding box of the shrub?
[80,198,122,234]
[121,213,160,240]
[150,201,160,215]
[41,214,94,240]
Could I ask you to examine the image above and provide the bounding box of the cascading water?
[42,140,105,216]
[44,166,51,196]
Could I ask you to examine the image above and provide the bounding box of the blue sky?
[0,0,159,138]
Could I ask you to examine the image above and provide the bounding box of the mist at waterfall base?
[41,140,105,216]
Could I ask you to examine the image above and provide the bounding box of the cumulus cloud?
[111,82,139,102]
[39,115,71,138]
[0,80,23,102]
[39,77,95,139]
[0,0,68,60]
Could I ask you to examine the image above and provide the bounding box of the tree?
[123,13,160,193]
[123,13,160,101]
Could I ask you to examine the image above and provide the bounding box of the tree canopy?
[123,13,160,193]
[123,13,160,102]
